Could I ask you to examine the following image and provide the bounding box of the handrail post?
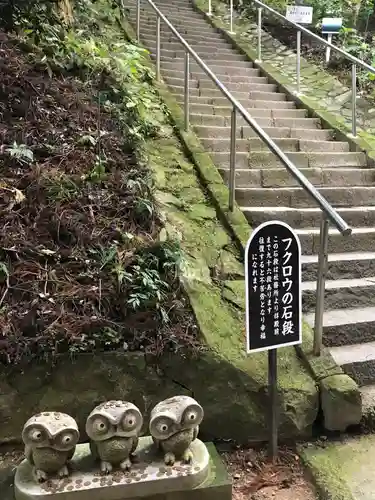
[136,0,141,42]
[296,30,301,95]
[352,63,357,137]
[184,51,190,131]
[229,0,234,34]
[314,216,329,356]
[256,7,262,62]
[207,0,212,16]
[156,15,161,81]
[228,106,237,212]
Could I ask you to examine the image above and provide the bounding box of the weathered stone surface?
[299,434,375,500]
[14,439,211,500]
[0,344,319,445]
[213,248,244,279]
[10,443,230,500]
[0,354,188,444]
[0,466,15,500]
[320,374,362,431]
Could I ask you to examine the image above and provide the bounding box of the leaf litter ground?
[224,446,317,500]
[0,31,200,364]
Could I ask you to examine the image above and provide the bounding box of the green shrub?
[0,0,59,32]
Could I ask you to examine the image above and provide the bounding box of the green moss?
[295,322,344,381]
[216,249,244,279]
[300,444,355,500]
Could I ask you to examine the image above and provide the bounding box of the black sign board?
[245,221,302,354]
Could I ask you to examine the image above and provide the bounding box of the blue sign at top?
[321,17,343,34]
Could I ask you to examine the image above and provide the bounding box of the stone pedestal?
[14,438,231,500]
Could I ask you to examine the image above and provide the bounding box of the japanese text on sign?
[285,5,313,24]
[245,221,302,353]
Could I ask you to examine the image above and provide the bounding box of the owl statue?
[22,412,80,483]
[85,400,143,474]
[149,396,204,466]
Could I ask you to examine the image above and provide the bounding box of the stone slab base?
[299,435,375,499]
[14,439,231,500]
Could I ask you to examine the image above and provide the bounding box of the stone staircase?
[125,0,375,411]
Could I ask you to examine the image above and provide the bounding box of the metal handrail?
[222,0,375,137]
[134,0,353,355]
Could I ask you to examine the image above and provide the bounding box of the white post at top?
[207,0,212,16]
[229,0,235,33]
[325,33,332,63]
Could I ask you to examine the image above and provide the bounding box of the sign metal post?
[245,221,302,462]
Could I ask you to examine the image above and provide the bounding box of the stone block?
[320,374,362,431]
[14,439,231,500]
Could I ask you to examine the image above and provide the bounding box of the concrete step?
[132,5,202,16]
[211,151,366,169]
[329,340,375,387]
[219,167,375,189]
[190,114,322,128]
[126,0,190,5]
[207,137,300,153]
[185,104,298,119]
[302,277,375,313]
[145,41,248,57]
[194,125,335,140]
[185,105,298,120]
[163,71,261,87]
[174,92,289,107]
[163,75,262,91]
[158,56,258,69]
[305,306,375,348]
[150,47,249,61]
[141,38,235,54]
[161,63,255,78]
[202,137,348,153]
[139,27,230,43]
[174,90,289,106]
[297,227,375,254]
[126,0,199,8]
[302,252,375,281]
[236,186,375,209]
[165,63,261,79]
[129,12,222,30]
[242,117,322,129]
[242,205,375,228]
[169,83,277,97]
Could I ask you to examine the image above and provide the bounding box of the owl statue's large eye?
[156,419,170,434]
[56,431,77,449]
[182,404,203,426]
[122,412,138,431]
[184,410,198,424]
[29,428,45,443]
[92,417,109,434]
